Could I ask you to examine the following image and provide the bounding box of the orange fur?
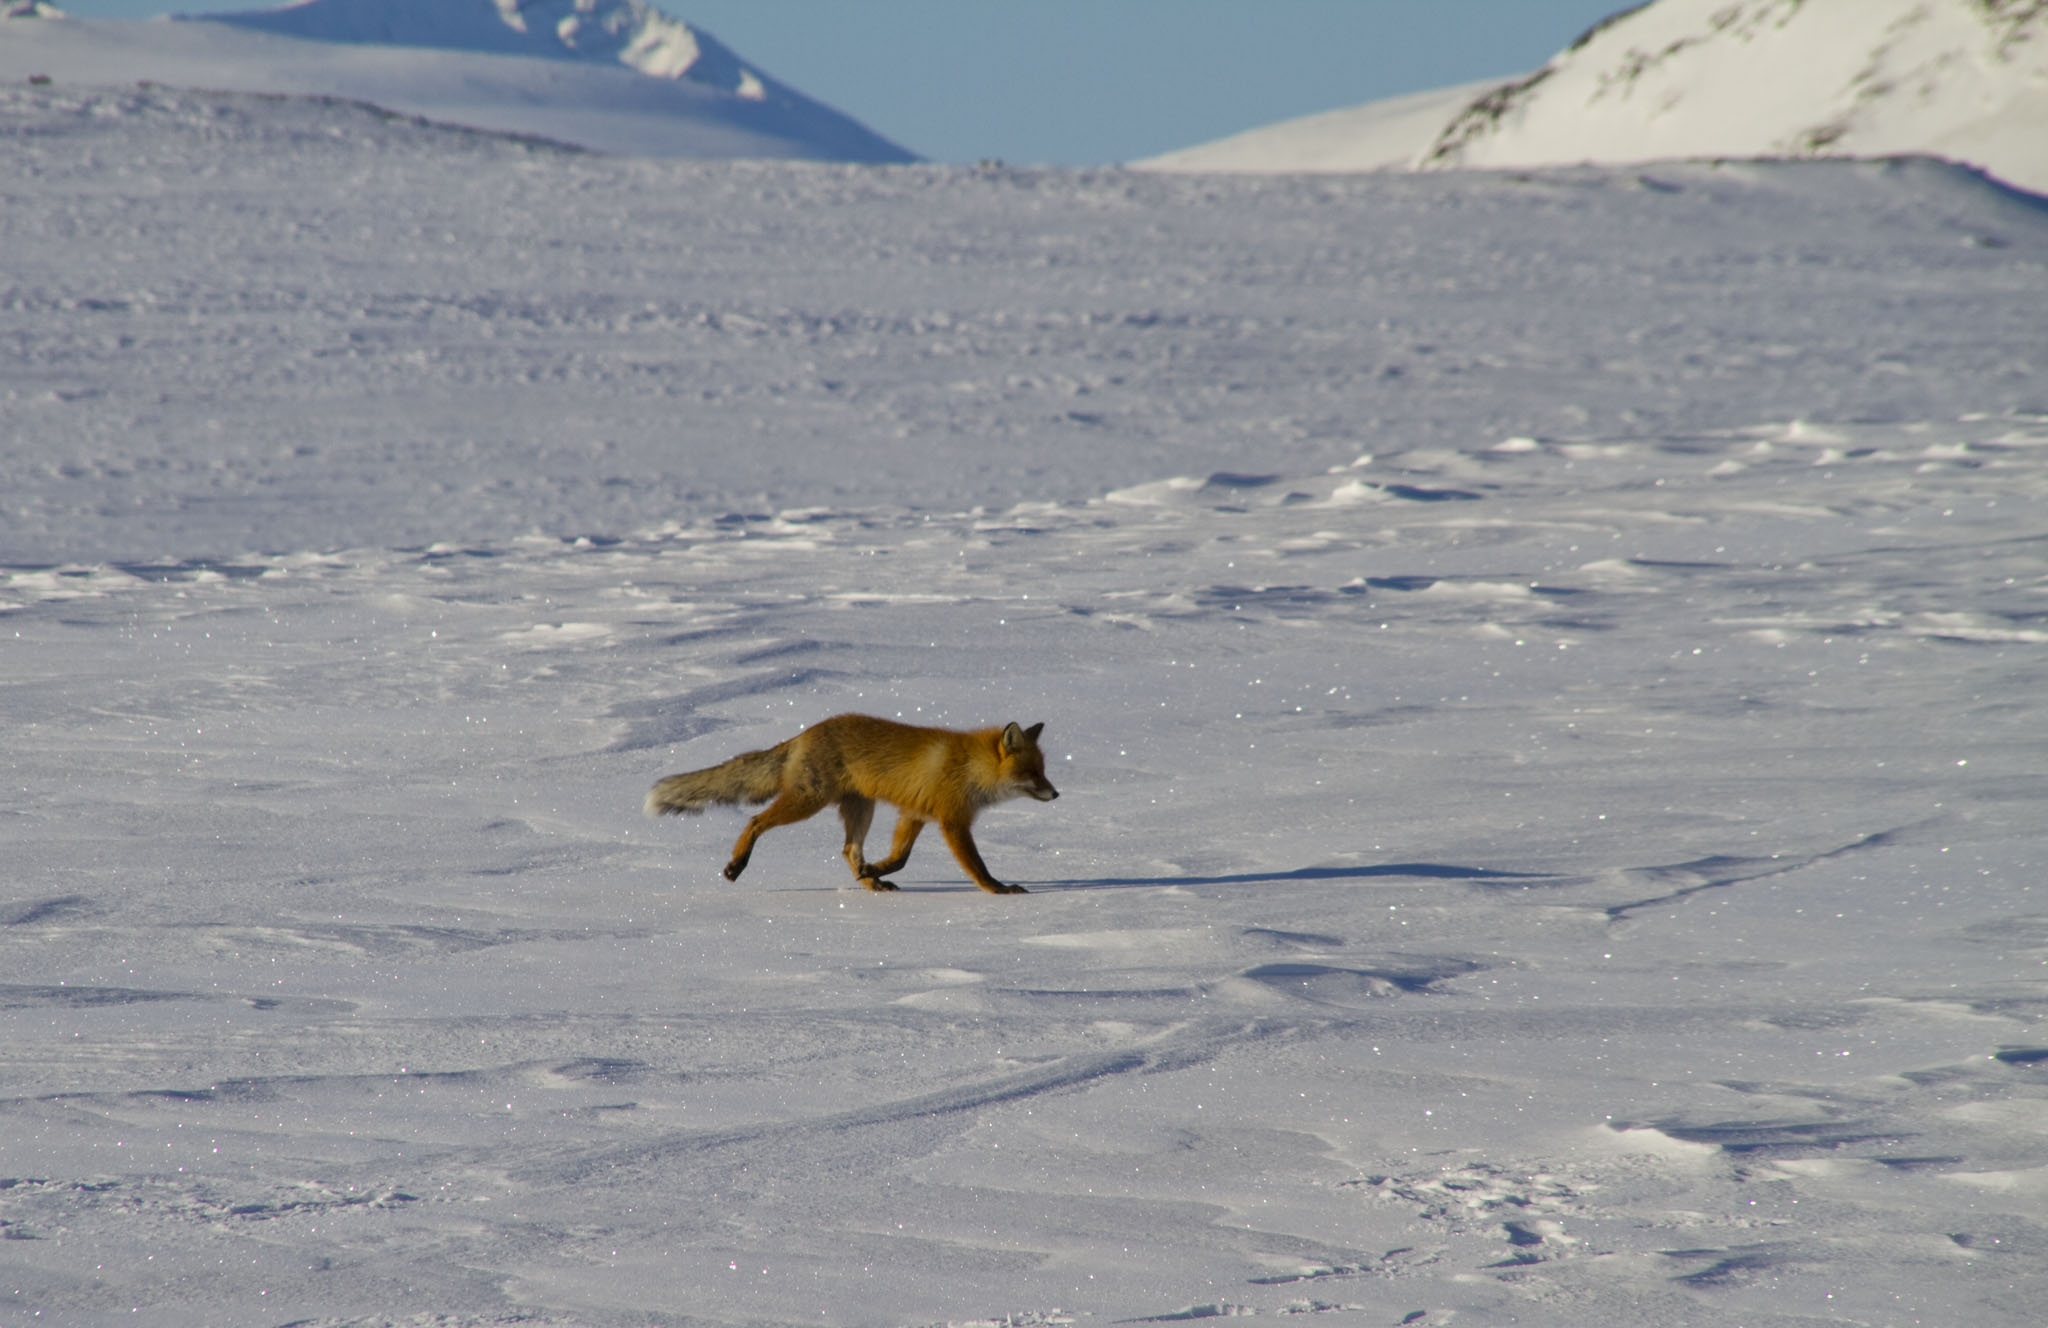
[645,713,1059,894]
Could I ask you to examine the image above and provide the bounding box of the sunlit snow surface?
[5,85,2048,1326]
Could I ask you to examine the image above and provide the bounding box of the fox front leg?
[941,820,1027,894]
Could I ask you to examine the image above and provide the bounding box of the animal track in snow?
[1349,1162,1588,1265]
[1247,1245,1444,1286]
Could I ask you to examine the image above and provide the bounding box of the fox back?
[796,714,1059,822]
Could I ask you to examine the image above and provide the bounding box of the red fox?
[644,713,1059,893]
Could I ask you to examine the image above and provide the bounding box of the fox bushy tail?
[644,742,790,818]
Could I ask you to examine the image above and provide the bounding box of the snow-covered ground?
[5,82,2048,1327]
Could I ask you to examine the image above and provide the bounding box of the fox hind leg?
[725,788,829,881]
[837,794,888,887]
[857,814,926,888]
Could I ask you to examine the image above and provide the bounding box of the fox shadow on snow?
[1043,863,1557,890]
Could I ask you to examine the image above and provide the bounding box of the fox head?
[998,721,1060,802]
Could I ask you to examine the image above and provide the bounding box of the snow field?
[4,83,2048,1325]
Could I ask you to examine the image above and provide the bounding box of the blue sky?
[56,1,1633,164]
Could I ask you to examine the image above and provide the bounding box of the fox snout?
[1029,779,1059,802]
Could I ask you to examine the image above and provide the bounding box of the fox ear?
[1002,721,1046,753]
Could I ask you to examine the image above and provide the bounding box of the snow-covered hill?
[1145,0,2048,195]
[0,0,916,161]
[1136,79,1495,176]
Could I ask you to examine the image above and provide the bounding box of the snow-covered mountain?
[190,0,775,95]
[0,0,916,161]
[1144,0,2048,195]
